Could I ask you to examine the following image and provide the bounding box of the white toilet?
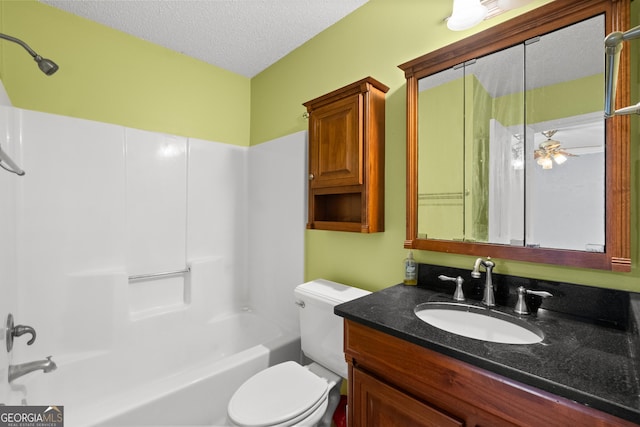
[227,279,370,427]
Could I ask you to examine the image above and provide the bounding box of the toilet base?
[316,381,342,427]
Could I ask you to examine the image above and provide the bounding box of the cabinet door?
[352,367,463,427]
[309,93,362,188]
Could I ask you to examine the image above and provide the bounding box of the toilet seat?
[228,361,330,427]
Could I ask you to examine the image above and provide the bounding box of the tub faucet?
[8,356,57,383]
[471,257,495,307]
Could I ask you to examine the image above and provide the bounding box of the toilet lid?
[228,361,329,427]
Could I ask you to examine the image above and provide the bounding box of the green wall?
[0,0,250,146]
[252,0,640,293]
[1,0,638,293]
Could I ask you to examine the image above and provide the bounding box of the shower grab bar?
[128,267,190,281]
[0,145,25,176]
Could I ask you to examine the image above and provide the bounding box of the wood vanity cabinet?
[303,77,388,233]
[344,320,637,427]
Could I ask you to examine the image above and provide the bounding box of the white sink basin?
[414,302,544,344]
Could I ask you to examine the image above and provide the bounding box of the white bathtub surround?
[248,131,307,331]
[0,80,11,106]
[126,128,188,315]
[0,104,19,403]
[188,137,251,309]
[0,105,306,424]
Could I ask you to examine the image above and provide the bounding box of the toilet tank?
[294,279,370,379]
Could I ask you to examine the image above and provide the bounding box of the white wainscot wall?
[0,105,306,403]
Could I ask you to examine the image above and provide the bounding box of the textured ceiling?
[39,0,369,78]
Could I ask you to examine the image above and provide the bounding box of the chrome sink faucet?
[471,257,496,307]
[8,356,57,383]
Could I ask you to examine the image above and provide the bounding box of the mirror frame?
[399,0,631,271]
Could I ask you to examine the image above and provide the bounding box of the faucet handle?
[13,325,37,345]
[528,289,553,298]
[514,286,553,315]
[5,313,36,352]
[438,275,465,302]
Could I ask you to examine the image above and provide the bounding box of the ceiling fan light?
[447,0,488,31]
[553,153,568,165]
[540,156,553,169]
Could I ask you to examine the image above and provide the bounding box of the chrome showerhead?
[0,33,59,76]
[35,55,59,76]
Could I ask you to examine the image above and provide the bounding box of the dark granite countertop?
[335,282,640,424]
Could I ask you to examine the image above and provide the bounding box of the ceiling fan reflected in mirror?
[533,130,578,169]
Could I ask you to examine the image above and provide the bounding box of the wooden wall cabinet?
[303,77,388,233]
[344,320,637,427]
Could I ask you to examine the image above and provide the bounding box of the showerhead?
[0,33,59,76]
[35,55,59,76]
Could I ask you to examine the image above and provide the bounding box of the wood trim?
[303,77,389,111]
[608,0,631,271]
[405,74,419,248]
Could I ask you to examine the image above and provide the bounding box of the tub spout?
[8,356,57,382]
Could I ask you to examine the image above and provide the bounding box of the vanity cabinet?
[344,320,637,427]
[303,77,388,233]
[352,367,463,426]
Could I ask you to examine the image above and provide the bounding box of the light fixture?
[537,155,553,170]
[533,130,576,170]
[447,0,488,31]
[448,0,534,31]
[496,0,533,11]
[0,33,59,76]
[552,152,567,165]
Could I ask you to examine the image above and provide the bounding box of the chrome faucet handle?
[438,275,465,302]
[13,325,37,345]
[514,287,529,314]
[5,314,36,352]
[514,286,553,315]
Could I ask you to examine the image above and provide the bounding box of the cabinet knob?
[309,173,315,181]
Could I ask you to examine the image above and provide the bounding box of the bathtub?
[11,310,301,426]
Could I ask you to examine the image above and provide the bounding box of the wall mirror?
[399,0,631,271]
